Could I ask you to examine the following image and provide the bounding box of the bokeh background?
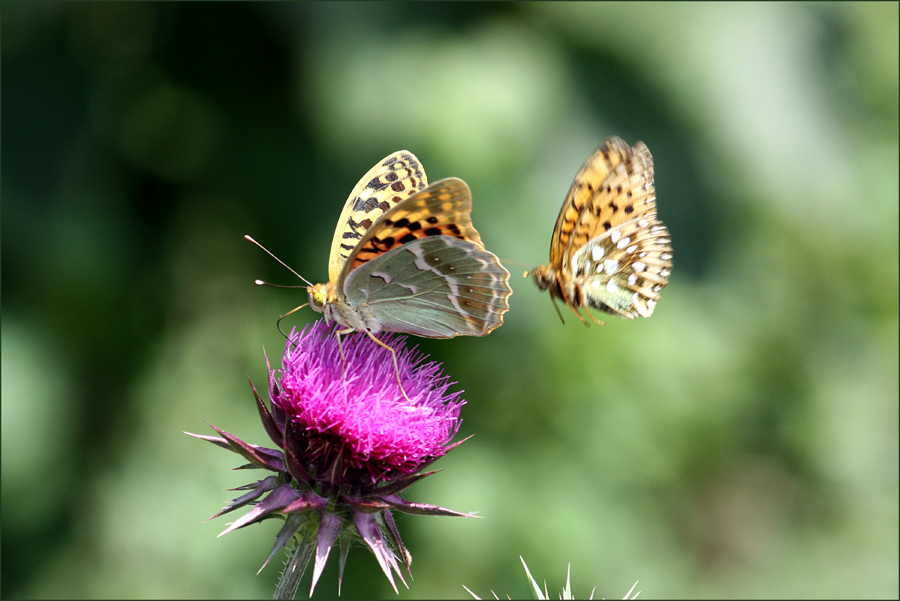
[2,2,897,599]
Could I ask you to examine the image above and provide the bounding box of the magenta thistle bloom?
[187,320,474,597]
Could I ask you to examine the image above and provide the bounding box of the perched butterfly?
[306,150,512,341]
[529,137,672,324]
[249,151,511,400]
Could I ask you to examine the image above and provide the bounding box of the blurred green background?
[2,2,897,599]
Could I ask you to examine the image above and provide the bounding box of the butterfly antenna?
[244,235,314,287]
[254,279,305,289]
[496,256,530,269]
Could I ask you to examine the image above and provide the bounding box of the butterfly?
[529,137,672,325]
[281,151,510,396]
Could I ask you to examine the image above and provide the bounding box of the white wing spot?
[591,245,605,261]
[370,270,393,284]
[633,261,646,272]
[603,259,619,275]
[616,236,631,249]
[610,230,621,244]
[606,279,618,293]
[398,283,422,294]
[635,296,651,317]
[626,244,638,254]
[627,273,638,286]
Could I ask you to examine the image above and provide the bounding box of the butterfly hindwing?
[328,150,427,281]
[343,235,511,337]
[569,218,672,319]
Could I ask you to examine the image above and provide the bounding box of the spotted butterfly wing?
[328,150,427,282]
[309,175,511,338]
[531,137,672,322]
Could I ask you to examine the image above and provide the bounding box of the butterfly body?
[309,152,511,339]
[531,137,672,323]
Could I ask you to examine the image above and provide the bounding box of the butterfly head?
[530,265,557,292]
[307,283,330,314]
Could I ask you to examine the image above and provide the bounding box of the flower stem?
[274,536,315,600]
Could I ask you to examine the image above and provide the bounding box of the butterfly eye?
[308,287,327,312]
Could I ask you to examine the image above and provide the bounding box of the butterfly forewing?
[344,236,512,337]
[328,150,427,281]
[549,137,640,267]
[341,177,485,278]
[565,140,656,264]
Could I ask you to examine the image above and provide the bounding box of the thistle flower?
[187,320,474,598]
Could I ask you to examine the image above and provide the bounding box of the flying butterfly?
[528,137,672,324]
[248,150,511,396]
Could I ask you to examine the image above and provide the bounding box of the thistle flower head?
[276,320,465,490]
[188,320,473,597]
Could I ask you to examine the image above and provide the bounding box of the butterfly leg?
[362,331,413,405]
[276,303,310,339]
[335,328,353,379]
[565,283,605,325]
[549,296,567,325]
[581,306,606,326]
[556,285,590,326]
